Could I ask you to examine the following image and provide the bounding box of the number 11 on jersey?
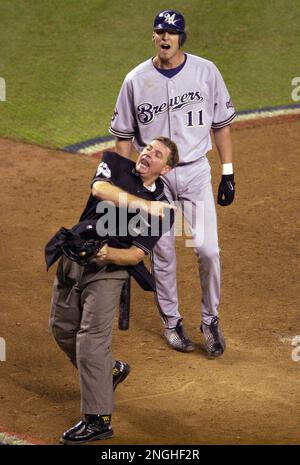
[186,109,205,127]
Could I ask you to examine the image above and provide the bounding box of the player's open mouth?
[161,44,171,50]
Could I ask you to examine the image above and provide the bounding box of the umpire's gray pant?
[49,256,128,415]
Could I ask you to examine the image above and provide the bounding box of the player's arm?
[210,61,235,169]
[213,125,233,165]
[96,244,145,266]
[109,76,136,159]
[92,181,175,217]
[115,138,134,159]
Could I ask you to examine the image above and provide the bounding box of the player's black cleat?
[113,360,131,391]
[164,319,195,353]
[60,414,113,445]
[200,316,226,357]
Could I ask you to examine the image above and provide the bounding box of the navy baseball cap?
[153,9,185,33]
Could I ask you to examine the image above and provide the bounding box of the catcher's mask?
[61,238,105,266]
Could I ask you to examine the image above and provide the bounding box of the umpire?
[45,137,178,445]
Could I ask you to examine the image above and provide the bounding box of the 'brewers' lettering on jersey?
[137,90,204,124]
[109,53,236,164]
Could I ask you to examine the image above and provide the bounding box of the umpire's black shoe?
[200,316,226,357]
[164,319,195,353]
[60,414,113,445]
[113,360,131,391]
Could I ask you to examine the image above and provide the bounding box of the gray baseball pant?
[49,256,128,415]
[152,156,220,328]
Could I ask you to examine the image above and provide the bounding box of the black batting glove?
[217,174,235,206]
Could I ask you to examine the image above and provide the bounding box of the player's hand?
[217,174,235,206]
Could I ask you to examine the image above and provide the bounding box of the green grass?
[0,0,299,147]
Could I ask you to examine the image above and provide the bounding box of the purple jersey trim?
[212,112,237,129]
[153,54,187,78]
[109,127,135,139]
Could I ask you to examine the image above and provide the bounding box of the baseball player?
[46,137,178,445]
[109,10,236,357]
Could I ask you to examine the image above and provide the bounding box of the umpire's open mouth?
[136,156,151,174]
[140,157,150,168]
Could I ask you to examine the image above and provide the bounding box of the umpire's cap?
[153,10,186,45]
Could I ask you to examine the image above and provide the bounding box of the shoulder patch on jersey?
[96,161,111,178]
[226,99,234,109]
[111,108,118,122]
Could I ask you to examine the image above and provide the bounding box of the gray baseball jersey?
[110,52,235,331]
[109,53,236,163]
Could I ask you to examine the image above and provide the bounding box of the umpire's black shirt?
[79,151,173,255]
[45,151,174,290]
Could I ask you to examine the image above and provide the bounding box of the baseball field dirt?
[0,119,299,445]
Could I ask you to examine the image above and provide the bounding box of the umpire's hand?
[96,243,109,263]
[148,200,177,218]
[217,174,235,206]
